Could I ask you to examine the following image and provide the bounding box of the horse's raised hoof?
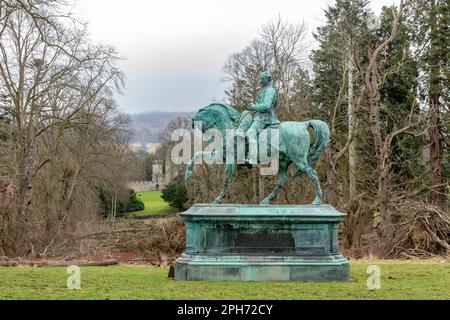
[260,198,271,205]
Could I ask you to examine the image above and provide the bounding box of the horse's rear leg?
[260,161,289,205]
[293,160,323,205]
[306,165,323,205]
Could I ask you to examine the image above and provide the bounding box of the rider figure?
[246,70,280,163]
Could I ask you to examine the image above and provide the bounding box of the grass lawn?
[0,260,448,300]
[133,191,174,215]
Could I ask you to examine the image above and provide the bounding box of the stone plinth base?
[175,205,349,282]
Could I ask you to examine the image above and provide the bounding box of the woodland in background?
[0,0,449,261]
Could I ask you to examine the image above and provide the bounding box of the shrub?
[98,189,144,217]
[161,177,188,211]
[125,189,145,212]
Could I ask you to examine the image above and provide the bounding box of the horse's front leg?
[213,163,236,204]
[185,151,213,181]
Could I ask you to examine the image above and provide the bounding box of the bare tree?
[363,0,421,253]
[224,16,309,119]
[260,16,308,117]
[0,0,127,255]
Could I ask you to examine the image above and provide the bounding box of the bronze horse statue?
[185,103,330,205]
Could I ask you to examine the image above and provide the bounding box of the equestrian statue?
[185,71,330,205]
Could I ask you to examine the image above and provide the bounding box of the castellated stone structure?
[129,154,180,192]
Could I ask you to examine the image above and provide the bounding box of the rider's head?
[259,71,272,86]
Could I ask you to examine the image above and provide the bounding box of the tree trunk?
[367,60,394,253]
[378,165,393,247]
[18,150,32,220]
[16,143,33,254]
[348,57,358,201]
[428,0,445,207]
[325,147,336,205]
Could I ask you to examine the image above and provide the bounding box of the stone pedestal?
[175,204,349,282]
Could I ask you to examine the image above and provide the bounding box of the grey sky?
[76,0,397,114]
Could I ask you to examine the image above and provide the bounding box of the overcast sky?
[76,0,398,114]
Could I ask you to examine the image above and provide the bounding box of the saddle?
[234,111,282,159]
[235,111,280,134]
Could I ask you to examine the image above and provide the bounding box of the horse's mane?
[198,103,241,125]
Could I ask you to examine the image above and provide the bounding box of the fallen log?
[40,259,119,267]
[0,259,119,267]
[76,228,158,240]
[0,261,18,267]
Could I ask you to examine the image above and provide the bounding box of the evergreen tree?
[161,176,188,211]
[404,0,449,207]
[311,0,371,206]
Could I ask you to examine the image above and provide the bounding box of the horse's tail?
[307,120,330,166]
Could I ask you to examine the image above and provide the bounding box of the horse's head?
[191,103,240,134]
[191,108,217,133]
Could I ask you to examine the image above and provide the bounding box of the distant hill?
[128,110,196,144]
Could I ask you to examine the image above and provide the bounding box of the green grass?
[134,191,173,215]
[0,260,448,300]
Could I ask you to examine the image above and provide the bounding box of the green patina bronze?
[177,71,348,282]
[175,204,349,282]
[185,71,330,206]
[245,71,281,163]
